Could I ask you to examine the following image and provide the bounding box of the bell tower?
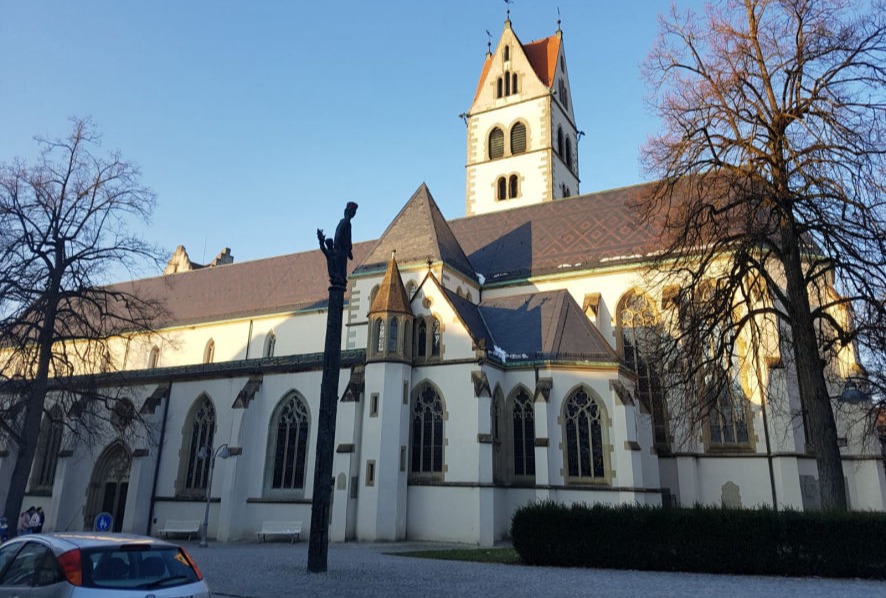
[465,19,580,216]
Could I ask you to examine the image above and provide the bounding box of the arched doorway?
[84,443,131,532]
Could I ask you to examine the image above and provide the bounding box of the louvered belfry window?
[511,122,526,154]
[489,128,504,159]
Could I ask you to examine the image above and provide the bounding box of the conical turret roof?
[369,253,412,315]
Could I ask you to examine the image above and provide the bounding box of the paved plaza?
[186,540,884,598]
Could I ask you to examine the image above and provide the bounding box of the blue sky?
[1,1,703,278]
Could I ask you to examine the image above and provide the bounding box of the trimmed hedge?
[511,501,886,578]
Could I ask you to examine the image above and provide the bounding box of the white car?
[0,532,211,597]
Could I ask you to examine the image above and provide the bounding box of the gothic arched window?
[497,177,507,200]
[511,122,526,154]
[375,319,385,354]
[148,346,160,368]
[264,332,276,358]
[489,128,504,159]
[563,388,607,481]
[410,383,445,477]
[496,77,503,98]
[557,126,564,156]
[180,395,216,495]
[512,389,535,477]
[29,405,63,491]
[203,339,215,364]
[618,291,668,448]
[416,320,427,357]
[512,72,518,94]
[388,318,399,353]
[268,393,310,491]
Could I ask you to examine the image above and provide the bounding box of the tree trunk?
[780,226,848,510]
[3,273,61,534]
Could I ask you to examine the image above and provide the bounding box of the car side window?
[0,542,24,580]
[0,542,54,587]
[33,545,62,586]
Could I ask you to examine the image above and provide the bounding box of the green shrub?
[511,502,886,578]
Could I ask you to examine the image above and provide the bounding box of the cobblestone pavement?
[186,540,884,598]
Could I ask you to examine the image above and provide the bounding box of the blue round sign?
[94,512,113,532]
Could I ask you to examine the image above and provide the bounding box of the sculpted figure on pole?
[317,201,358,286]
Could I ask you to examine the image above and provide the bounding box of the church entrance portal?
[84,443,131,532]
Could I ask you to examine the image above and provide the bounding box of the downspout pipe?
[145,385,172,535]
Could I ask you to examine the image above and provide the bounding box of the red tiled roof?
[472,54,493,103]
[522,34,560,88]
[121,183,664,329]
[116,242,372,327]
[449,183,662,283]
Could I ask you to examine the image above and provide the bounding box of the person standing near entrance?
[33,507,45,533]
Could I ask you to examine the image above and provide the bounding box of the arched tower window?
[508,175,519,199]
[203,339,215,364]
[497,177,507,201]
[496,77,503,98]
[558,79,569,110]
[512,72,518,94]
[410,383,445,477]
[268,393,310,491]
[180,395,216,496]
[504,71,511,95]
[375,318,385,354]
[566,136,573,171]
[388,317,399,353]
[510,122,526,154]
[264,332,276,358]
[563,388,607,481]
[503,45,510,61]
[557,127,564,156]
[489,127,504,159]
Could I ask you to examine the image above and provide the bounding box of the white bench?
[257,520,302,543]
[157,520,201,540]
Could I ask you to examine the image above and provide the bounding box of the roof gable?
[471,23,559,107]
[478,290,617,362]
[355,183,475,279]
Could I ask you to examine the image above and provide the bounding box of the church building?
[3,18,884,546]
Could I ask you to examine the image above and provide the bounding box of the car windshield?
[82,545,199,590]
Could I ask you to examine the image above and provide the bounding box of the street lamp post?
[198,443,230,548]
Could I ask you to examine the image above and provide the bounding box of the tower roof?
[355,183,476,279]
[472,25,562,102]
[369,254,412,315]
[522,34,561,88]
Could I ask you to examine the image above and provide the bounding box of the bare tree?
[641,0,886,509]
[0,118,163,533]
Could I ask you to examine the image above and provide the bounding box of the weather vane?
[557,6,561,31]
[504,0,513,20]
[485,29,492,54]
